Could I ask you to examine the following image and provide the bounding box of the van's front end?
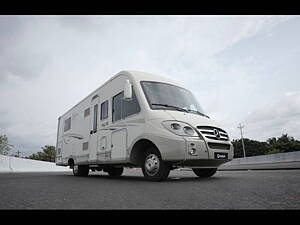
[131,73,233,180]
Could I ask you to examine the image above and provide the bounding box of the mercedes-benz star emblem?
[213,129,221,139]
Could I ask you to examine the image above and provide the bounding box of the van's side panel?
[56,72,146,167]
[57,91,97,166]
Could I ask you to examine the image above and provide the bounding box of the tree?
[266,134,300,153]
[232,133,300,158]
[231,138,271,158]
[0,135,11,155]
[27,145,56,162]
[41,145,56,162]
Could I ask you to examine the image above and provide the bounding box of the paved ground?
[0,169,299,209]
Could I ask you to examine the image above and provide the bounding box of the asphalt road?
[0,169,299,209]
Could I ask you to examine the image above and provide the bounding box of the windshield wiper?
[151,103,210,118]
[151,103,188,112]
[186,109,210,118]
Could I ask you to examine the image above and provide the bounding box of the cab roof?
[119,70,181,87]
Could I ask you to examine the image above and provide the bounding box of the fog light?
[189,148,197,156]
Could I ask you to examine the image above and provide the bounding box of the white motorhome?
[56,70,233,181]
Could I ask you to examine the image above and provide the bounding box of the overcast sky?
[1,15,300,156]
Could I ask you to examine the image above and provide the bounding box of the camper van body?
[56,70,233,180]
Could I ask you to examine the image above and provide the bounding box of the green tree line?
[232,134,300,158]
[0,135,11,155]
[26,145,56,162]
[0,135,56,162]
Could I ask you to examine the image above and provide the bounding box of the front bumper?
[167,159,231,168]
[184,136,234,161]
[150,133,233,164]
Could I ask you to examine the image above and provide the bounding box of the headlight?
[170,123,181,130]
[183,126,195,136]
[162,121,199,137]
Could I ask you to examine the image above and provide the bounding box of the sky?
[0,15,300,156]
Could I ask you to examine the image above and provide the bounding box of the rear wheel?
[141,147,170,181]
[73,165,89,176]
[192,168,217,177]
[107,167,124,177]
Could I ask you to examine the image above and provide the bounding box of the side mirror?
[124,79,132,101]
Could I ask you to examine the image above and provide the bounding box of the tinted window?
[100,100,108,120]
[82,142,88,151]
[93,104,98,132]
[64,117,71,132]
[123,90,140,118]
[112,93,123,122]
[84,107,90,117]
[112,89,140,122]
[141,81,206,116]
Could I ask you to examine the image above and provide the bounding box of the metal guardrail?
[0,155,70,173]
[218,151,300,170]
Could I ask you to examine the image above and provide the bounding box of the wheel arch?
[68,158,75,169]
[129,138,161,166]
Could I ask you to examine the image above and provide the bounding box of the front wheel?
[192,168,217,177]
[141,147,170,181]
[73,165,89,176]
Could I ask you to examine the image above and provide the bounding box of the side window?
[82,142,88,151]
[84,107,90,118]
[93,104,98,132]
[123,89,140,118]
[112,89,140,122]
[57,148,61,155]
[100,100,108,120]
[64,117,71,132]
[112,93,123,122]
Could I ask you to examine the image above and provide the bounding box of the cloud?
[0,16,51,83]
[242,92,300,140]
[0,110,11,129]
[0,107,56,156]
[5,134,43,157]
[0,51,50,82]
[192,16,300,141]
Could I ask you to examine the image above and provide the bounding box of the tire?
[141,147,170,181]
[73,165,89,177]
[107,167,124,177]
[192,168,217,177]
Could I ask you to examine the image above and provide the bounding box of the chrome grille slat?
[196,126,229,141]
[206,136,228,141]
[201,131,214,135]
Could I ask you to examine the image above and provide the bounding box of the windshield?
[141,81,207,116]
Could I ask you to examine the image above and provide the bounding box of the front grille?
[208,142,230,150]
[196,126,229,141]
